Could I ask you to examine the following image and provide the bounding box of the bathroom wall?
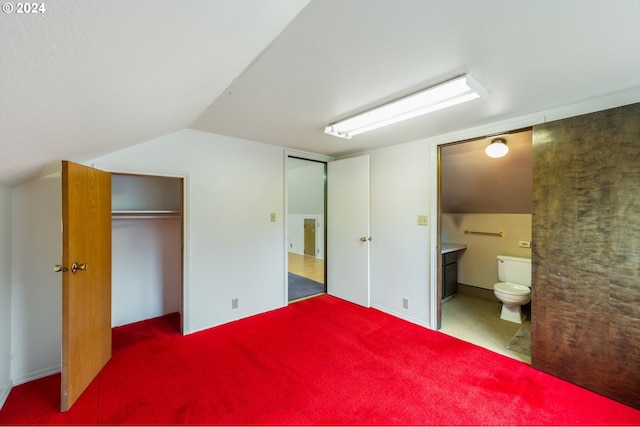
[531,102,640,409]
[442,213,532,289]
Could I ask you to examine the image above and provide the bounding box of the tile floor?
[440,293,531,364]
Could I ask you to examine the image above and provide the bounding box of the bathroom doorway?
[437,128,533,363]
[287,157,326,301]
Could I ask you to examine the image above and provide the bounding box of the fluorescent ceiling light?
[324,74,487,140]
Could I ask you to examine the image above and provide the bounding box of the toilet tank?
[497,255,531,286]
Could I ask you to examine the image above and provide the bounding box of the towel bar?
[464,229,504,237]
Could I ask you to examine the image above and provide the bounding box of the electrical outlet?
[403,298,409,309]
[417,215,428,226]
[519,240,531,248]
[232,298,239,309]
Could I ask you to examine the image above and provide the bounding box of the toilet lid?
[494,282,530,296]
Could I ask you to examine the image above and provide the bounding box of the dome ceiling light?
[485,137,509,158]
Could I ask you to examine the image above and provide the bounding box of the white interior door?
[327,155,370,307]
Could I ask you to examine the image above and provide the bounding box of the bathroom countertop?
[441,243,467,254]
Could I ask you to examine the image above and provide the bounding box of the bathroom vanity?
[441,243,467,299]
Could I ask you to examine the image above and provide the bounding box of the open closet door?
[327,155,370,307]
[60,161,112,411]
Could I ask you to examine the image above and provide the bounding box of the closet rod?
[464,229,504,237]
[112,215,181,220]
[112,210,181,219]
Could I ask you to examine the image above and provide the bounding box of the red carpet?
[1,294,639,425]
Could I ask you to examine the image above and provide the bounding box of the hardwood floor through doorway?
[288,253,324,284]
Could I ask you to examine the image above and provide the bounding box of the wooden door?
[327,155,370,307]
[61,161,112,411]
[304,219,316,256]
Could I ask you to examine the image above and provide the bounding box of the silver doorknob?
[54,265,68,273]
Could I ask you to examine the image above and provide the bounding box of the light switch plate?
[417,215,428,226]
[270,212,276,222]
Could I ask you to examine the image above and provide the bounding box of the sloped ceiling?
[192,0,640,155]
[441,129,532,214]
[0,0,310,186]
[1,0,639,187]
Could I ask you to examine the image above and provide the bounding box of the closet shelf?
[112,210,181,219]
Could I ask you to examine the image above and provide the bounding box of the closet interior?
[111,173,183,330]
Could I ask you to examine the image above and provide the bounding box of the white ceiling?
[1,0,639,186]
[0,0,310,185]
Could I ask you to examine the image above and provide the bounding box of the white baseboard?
[371,303,432,330]
[12,364,61,386]
[0,379,12,410]
[186,303,284,335]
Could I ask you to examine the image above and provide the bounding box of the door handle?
[359,236,372,242]
[71,262,88,273]
[54,263,88,273]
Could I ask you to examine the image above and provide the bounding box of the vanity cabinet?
[442,251,458,299]
[441,244,466,300]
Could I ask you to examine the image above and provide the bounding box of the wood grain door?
[304,218,316,256]
[61,161,112,411]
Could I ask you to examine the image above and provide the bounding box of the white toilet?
[493,255,532,324]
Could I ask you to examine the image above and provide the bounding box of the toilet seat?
[494,282,530,296]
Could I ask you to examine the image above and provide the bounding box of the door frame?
[427,117,544,329]
[92,163,190,333]
[284,151,333,304]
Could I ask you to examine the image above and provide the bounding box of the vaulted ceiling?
[1,0,639,186]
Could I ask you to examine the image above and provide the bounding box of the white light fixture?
[324,74,487,140]
[485,138,509,158]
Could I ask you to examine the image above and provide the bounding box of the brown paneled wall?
[531,103,640,409]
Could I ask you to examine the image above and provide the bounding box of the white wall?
[112,218,182,327]
[287,159,325,258]
[98,129,435,335]
[367,140,432,327]
[0,185,13,407]
[288,160,324,214]
[92,129,286,333]
[10,171,62,385]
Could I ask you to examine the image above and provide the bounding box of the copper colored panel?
[531,103,640,409]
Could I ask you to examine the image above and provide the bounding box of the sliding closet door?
[327,155,370,307]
